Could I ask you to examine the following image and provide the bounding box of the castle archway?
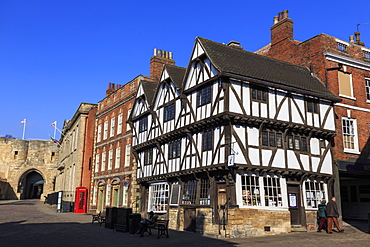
[18,169,44,199]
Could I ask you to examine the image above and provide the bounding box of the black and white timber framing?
[129,37,341,234]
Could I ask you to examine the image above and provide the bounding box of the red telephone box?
[74,187,88,213]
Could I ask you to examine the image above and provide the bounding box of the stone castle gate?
[0,138,59,200]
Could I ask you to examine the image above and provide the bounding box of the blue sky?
[1,0,369,140]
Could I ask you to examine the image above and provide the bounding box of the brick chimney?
[150,49,175,81]
[271,10,293,46]
[106,83,122,97]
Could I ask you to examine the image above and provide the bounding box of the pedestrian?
[317,199,327,232]
[137,211,158,237]
[326,197,344,234]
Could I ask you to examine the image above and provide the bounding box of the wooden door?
[184,208,196,232]
[217,183,227,225]
[287,184,301,225]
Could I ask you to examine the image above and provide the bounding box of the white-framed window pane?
[342,118,357,151]
[95,154,100,172]
[366,78,370,101]
[125,144,131,167]
[127,109,132,131]
[117,113,123,134]
[97,124,102,142]
[108,149,113,170]
[92,186,97,206]
[263,176,283,207]
[106,184,111,206]
[148,182,169,212]
[199,179,210,205]
[304,180,326,209]
[241,175,261,206]
[110,117,115,137]
[115,147,121,169]
[101,152,106,171]
[103,121,108,140]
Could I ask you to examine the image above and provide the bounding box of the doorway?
[20,171,44,199]
[184,208,196,232]
[287,183,303,226]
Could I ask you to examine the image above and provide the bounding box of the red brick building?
[256,10,370,220]
[89,49,175,214]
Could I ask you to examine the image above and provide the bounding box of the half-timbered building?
[130,37,340,237]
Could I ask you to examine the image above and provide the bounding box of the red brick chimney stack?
[106,83,122,97]
[354,31,365,46]
[150,48,175,81]
[271,10,293,46]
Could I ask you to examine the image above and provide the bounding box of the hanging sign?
[228,154,235,166]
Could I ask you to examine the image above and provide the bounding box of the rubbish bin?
[116,208,132,232]
[62,201,72,213]
[129,213,142,234]
[105,207,118,229]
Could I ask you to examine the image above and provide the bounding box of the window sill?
[343,149,360,155]
[238,205,288,211]
[339,94,356,101]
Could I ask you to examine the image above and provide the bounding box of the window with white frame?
[92,186,97,206]
[125,144,131,167]
[239,173,284,207]
[106,184,111,206]
[117,113,123,134]
[95,153,100,172]
[365,78,370,101]
[148,182,169,212]
[342,117,358,152]
[108,149,113,170]
[110,117,115,137]
[169,182,180,205]
[101,152,106,171]
[199,179,210,205]
[337,42,347,52]
[103,121,109,140]
[97,124,102,142]
[304,180,326,208]
[115,147,121,169]
[127,109,132,131]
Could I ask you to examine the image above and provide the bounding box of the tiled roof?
[164,64,186,89]
[141,80,157,105]
[198,37,338,99]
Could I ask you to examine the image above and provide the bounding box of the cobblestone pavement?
[0,200,370,247]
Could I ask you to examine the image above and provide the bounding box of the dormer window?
[365,51,370,60]
[337,42,347,52]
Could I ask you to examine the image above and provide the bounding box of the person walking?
[317,199,327,232]
[326,197,344,234]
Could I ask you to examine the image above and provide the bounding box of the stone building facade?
[256,10,370,220]
[0,138,59,200]
[55,103,97,208]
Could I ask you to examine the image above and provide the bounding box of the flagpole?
[22,119,26,140]
[53,121,57,139]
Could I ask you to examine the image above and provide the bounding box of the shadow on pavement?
[345,219,369,234]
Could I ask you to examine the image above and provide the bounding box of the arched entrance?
[18,170,44,199]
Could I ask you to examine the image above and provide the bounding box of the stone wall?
[0,138,59,200]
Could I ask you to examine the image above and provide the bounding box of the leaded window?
[164,104,175,122]
[197,85,211,106]
[144,148,153,165]
[199,179,210,205]
[288,135,308,152]
[251,86,267,102]
[307,99,319,113]
[139,116,148,133]
[182,180,197,205]
[262,131,283,148]
[203,130,213,151]
[169,140,180,159]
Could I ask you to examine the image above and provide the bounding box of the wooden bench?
[92,212,105,226]
[147,220,169,239]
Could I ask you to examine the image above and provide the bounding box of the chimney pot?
[349,35,354,43]
[273,16,278,24]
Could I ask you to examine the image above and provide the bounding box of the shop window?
[199,179,210,205]
[304,180,326,208]
[182,180,197,205]
[148,182,169,212]
[240,173,283,207]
